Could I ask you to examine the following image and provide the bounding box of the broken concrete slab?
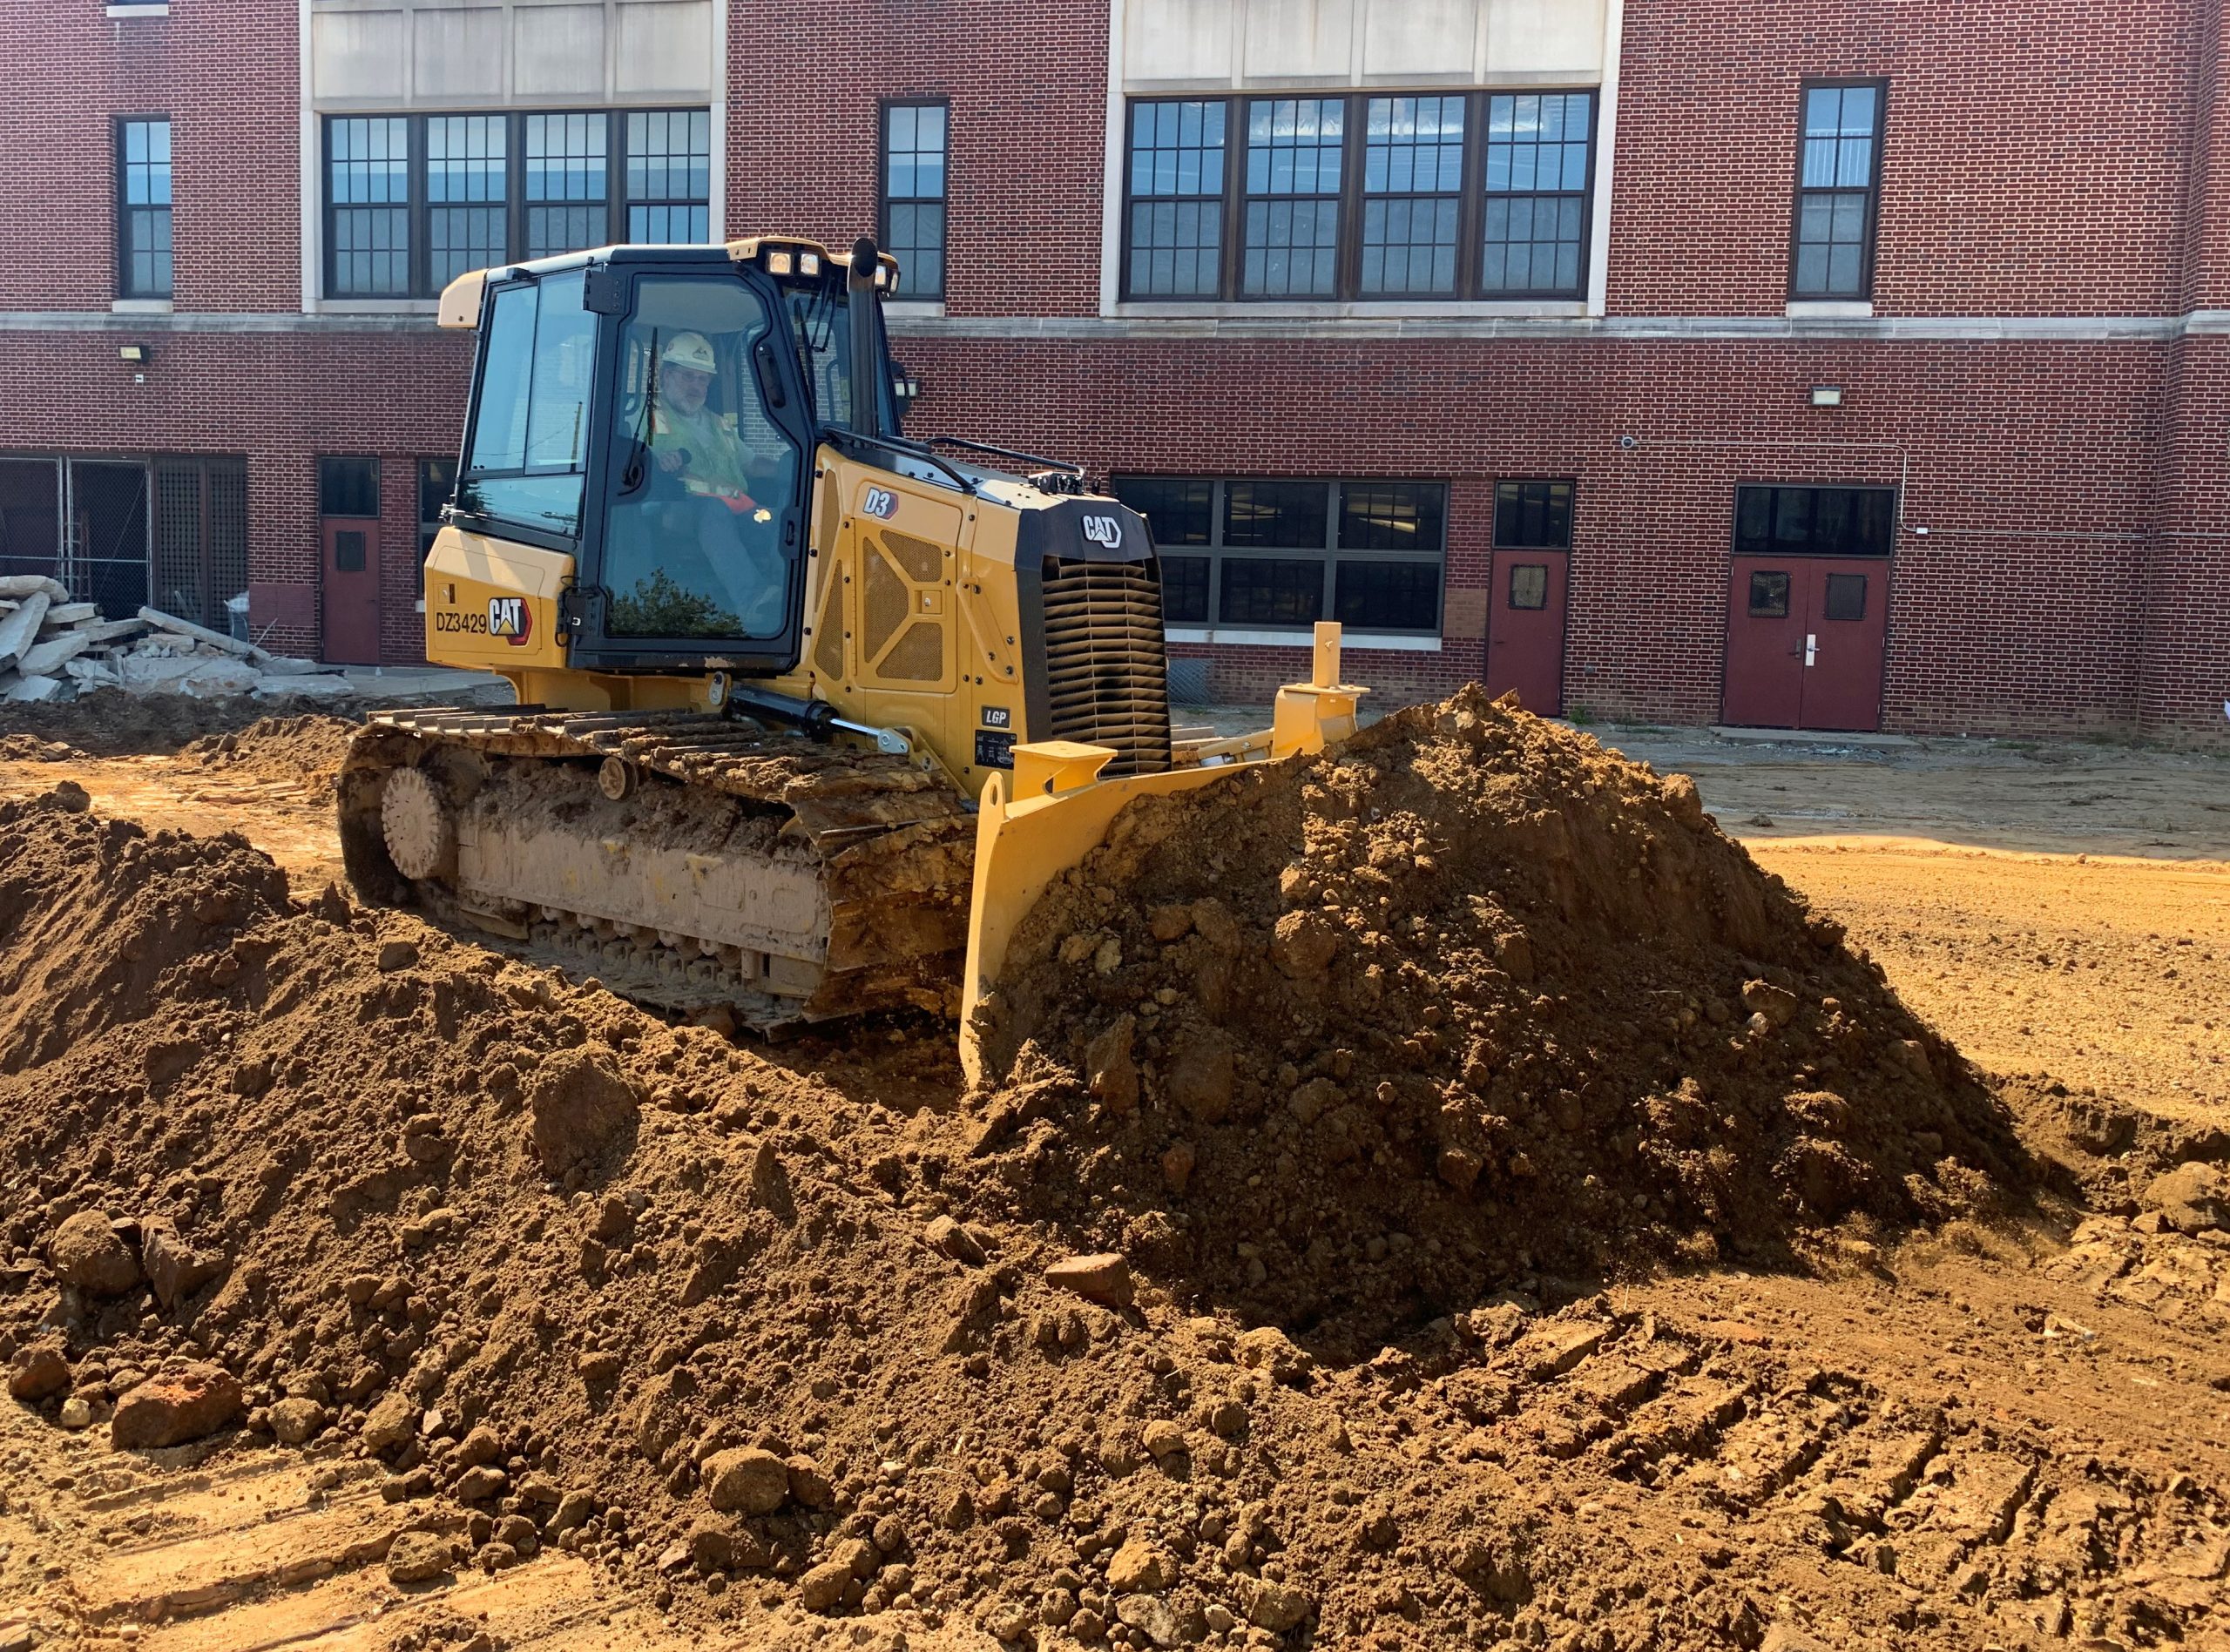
[17,630,91,677]
[77,617,149,645]
[0,575,66,603]
[3,674,61,703]
[0,593,51,669]
[42,601,98,625]
[138,605,262,662]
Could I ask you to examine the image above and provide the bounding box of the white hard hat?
[660,332,717,374]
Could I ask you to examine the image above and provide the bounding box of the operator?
[650,332,785,635]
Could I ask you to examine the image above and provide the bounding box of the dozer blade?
[959,622,1365,1085]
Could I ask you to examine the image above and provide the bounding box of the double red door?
[1722,556,1889,732]
[1483,548,1568,715]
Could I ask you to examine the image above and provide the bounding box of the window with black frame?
[1734,484,1896,557]
[1112,475,1445,634]
[1120,90,1596,302]
[117,118,173,300]
[321,108,713,299]
[457,271,598,537]
[1126,100,1226,298]
[418,458,457,555]
[1241,98,1343,298]
[1493,479,1573,548]
[882,102,947,300]
[1790,81,1884,300]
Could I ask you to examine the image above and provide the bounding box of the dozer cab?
[336,234,1365,1079]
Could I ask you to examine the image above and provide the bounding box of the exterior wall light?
[1810,385,1843,407]
[118,344,147,363]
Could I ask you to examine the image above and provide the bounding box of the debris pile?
[0,575,350,704]
[970,686,2031,1356]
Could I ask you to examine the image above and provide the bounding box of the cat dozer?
[335,234,1365,1080]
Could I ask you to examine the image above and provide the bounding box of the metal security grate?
[1039,556,1172,777]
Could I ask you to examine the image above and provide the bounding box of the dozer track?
[336,705,976,1029]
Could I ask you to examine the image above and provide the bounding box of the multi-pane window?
[328,117,411,297]
[427,117,507,288]
[881,102,947,300]
[117,118,173,300]
[1482,92,1593,294]
[1112,476,1446,634]
[1121,91,1596,301]
[1126,101,1226,297]
[1361,97,1463,295]
[626,110,711,243]
[322,110,709,299]
[525,113,609,260]
[1242,98,1343,297]
[1734,485,1896,557]
[1791,82,1885,299]
[1494,480,1574,548]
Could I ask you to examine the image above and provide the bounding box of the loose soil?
[0,696,2224,1652]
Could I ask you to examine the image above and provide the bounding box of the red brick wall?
[726,0,1109,317]
[0,327,471,659]
[0,1,301,313]
[1610,0,2207,318]
[896,330,2196,738]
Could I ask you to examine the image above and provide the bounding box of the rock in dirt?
[703,1446,790,1514]
[1236,1577,1313,1631]
[362,1392,416,1453]
[2142,1162,2226,1234]
[1046,1252,1134,1308]
[799,1558,853,1611]
[527,1049,640,1177]
[49,1210,141,1296]
[1104,1539,1170,1592]
[140,1215,220,1309]
[385,1531,455,1584]
[110,1364,244,1449]
[269,1397,328,1446]
[7,1340,69,1402]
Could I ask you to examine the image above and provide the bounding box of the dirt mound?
[970,689,2030,1359]
[0,687,355,757]
[181,713,362,792]
[0,725,2213,1652]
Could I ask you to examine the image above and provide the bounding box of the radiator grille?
[1039,556,1172,777]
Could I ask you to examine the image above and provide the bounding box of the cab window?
[460,271,597,536]
[785,285,896,435]
[604,275,803,639]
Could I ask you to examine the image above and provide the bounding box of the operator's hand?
[658,448,688,474]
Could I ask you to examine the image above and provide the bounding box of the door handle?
[1804,632,1818,668]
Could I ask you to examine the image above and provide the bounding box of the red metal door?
[320,516,381,665]
[1794,557,1889,732]
[1483,549,1567,715]
[1723,557,1889,731]
[1722,557,1808,726]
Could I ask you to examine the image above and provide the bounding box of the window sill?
[111,298,173,315]
[883,300,946,320]
[314,299,441,316]
[1786,299,1874,319]
[1167,626,1443,652]
[1115,299,1588,321]
[105,3,168,15]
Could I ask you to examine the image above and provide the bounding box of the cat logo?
[489,596,531,645]
[1080,515,1124,548]
[862,486,898,520]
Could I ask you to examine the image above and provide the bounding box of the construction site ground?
[0,694,2225,1652]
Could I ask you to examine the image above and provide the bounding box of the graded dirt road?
[0,701,2224,1652]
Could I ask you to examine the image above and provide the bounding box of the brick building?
[3,0,2227,743]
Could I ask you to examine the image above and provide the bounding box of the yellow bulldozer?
[337,234,1365,1080]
